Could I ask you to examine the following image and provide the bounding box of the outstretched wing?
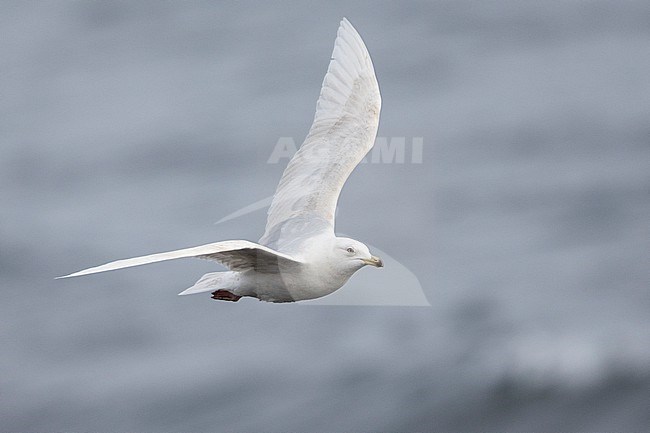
[56,240,303,278]
[259,18,381,245]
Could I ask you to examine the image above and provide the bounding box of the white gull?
[58,18,383,303]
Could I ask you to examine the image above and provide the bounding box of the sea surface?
[2,1,649,431]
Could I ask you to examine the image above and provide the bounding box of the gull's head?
[334,237,383,270]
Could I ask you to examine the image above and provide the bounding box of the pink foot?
[211,290,242,302]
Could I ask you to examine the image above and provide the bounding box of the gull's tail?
[178,271,239,296]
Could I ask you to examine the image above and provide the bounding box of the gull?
[58,18,383,303]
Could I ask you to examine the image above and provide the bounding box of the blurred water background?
[2,1,649,431]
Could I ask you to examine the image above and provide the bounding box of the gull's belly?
[244,264,349,303]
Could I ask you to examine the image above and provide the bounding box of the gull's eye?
[346,247,355,254]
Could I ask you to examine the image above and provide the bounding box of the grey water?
[2,1,649,431]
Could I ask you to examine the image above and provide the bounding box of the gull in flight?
[59,18,383,303]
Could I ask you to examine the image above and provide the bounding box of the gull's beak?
[362,256,383,268]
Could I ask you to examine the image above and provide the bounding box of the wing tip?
[55,272,80,279]
[330,17,375,79]
[55,271,93,279]
[340,17,353,30]
[310,17,379,126]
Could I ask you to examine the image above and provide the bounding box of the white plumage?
[260,18,380,245]
[57,240,303,278]
[58,18,383,303]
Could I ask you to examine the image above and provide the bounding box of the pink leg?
[211,290,242,302]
